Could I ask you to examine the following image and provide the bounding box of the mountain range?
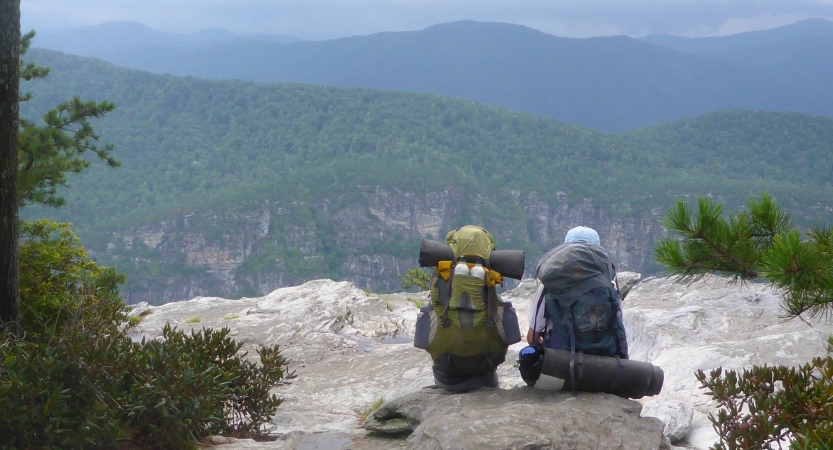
[33,21,304,56]
[31,19,833,132]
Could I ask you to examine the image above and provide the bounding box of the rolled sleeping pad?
[418,239,454,268]
[540,349,663,399]
[489,250,526,280]
[418,239,526,280]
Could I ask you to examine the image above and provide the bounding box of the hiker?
[517,227,664,397]
[413,225,522,392]
[526,226,628,358]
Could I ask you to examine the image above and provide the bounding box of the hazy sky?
[20,0,833,40]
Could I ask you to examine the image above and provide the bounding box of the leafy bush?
[0,220,291,448]
[696,357,833,449]
[18,219,127,337]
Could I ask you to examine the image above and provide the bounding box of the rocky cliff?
[107,188,665,304]
[127,273,831,449]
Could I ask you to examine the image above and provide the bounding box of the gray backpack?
[535,243,628,387]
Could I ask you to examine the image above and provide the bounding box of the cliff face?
[106,188,666,304]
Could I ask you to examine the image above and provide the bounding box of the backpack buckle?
[440,316,451,328]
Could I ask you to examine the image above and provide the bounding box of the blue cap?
[564,226,600,245]
[519,346,538,358]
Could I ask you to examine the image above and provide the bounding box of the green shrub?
[407,297,428,308]
[18,219,128,337]
[360,397,385,422]
[0,220,291,448]
[0,333,123,448]
[399,267,432,291]
[119,325,288,446]
[696,357,833,449]
[127,315,143,327]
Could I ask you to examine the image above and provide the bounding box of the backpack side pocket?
[497,302,522,345]
[414,305,437,350]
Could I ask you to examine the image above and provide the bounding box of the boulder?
[365,389,665,450]
[617,271,642,299]
[641,400,694,444]
[363,392,438,434]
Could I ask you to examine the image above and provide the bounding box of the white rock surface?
[129,274,831,450]
[130,279,429,437]
[644,400,694,444]
[623,274,830,449]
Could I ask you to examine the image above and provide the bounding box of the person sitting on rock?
[526,226,628,358]
[414,225,522,392]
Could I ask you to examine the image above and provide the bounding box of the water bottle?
[454,261,470,276]
[470,262,486,280]
[518,346,544,386]
[519,346,540,364]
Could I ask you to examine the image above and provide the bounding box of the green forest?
[20,48,833,300]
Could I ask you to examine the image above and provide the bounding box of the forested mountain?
[22,49,833,303]
[643,18,833,83]
[34,21,303,57]
[32,20,833,132]
[642,18,833,55]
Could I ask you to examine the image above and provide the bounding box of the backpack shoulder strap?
[532,286,547,332]
[439,265,453,328]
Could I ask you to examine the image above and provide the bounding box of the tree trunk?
[0,1,20,333]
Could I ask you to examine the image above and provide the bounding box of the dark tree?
[0,1,20,332]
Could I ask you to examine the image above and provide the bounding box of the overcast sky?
[20,0,833,40]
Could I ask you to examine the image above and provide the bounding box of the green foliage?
[0,324,291,448]
[696,357,833,450]
[654,194,833,319]
[18,32,118,208]
[407,297,428,308]
[127,315,143,327]
[654,194,791,282]
[761,225,833,320]
[360,396,385,422]
[2,220,291,447]
[399,267,433,291]
[121,325,289,445]
[18,219,127,336]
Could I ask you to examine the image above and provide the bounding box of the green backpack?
[414,226,521,376]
